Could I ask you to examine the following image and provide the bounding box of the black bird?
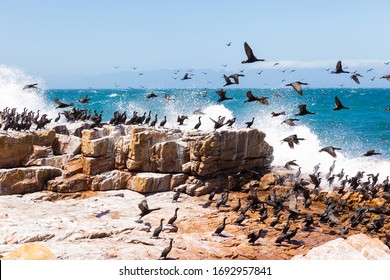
[172,191,181,203]
[319,146,341,158]
[331,60,350,74]
[159,116,167,128]
[138,199,161,218]
[270,213,282,228]
[379,75,390,82]
[234,214,247,225]
[282,134,305,149]
[275,232,288,245]
[150,114,158,127]
[167,208,179,226]
[241,42,265,64]
[281,118,300,126]
[362,149,381,156]
[181,73,191,80]
[225,117,236,127]
[248,229,266,245]
[226,42,232,46]
[350,74,361,84]
[245,117,255,128]
[78,95,91,104]
[295,104,316,116]
[213,217,227,236]
[151,219,164,239]
[244,91,268,104]
[177,115,188,125]
[258,210,268,224]
[229,74,244,84]
[302,215,314,230]
[23,83,38,90]
[223,75,235,87]
[210,116,226,130]
[271,111,286,117]
[159,238,173,260]
[146,92,158,99]
[285,227,299,242]
[216,89,233,103]
[54,98,75,109]
[333,96,349,110]
[193,116,201,130]
[208,186,218,201]
[339,225,349,239]
[54,112,61,122]
[285,81,308,95]
[284,160,299,170]
[232,198,241,212]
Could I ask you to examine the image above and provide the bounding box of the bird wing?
[244,42,256,60]
[291,82,303,95]
[223,75,231,84]
[335,96,343,108]
[336,60,342,72]
[298,104,307,113]
[216,89,226,98]
[246,90,255,100]
[54,98,66,106]
[323,147,337,157]
[229,74,239,84]
[351,75,360,84]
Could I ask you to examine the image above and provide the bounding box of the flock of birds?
[135,155,390,259]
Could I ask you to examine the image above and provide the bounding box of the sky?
[1,0,390,88]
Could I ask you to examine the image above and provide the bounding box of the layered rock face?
[0,123,273,195]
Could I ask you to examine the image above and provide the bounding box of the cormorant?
[331,61,350,74]
[193,116,201,130]
[54,98,75,109]
[245,117,254,128]
[241,42,265,64]
[151,218,164,239]
[167,208,179,226]
[159,238,173,260]
[319,146,342,158]
[333,96,350,110]
[285,81,308,95]
[216,89,233,103]
[213,217,227,236]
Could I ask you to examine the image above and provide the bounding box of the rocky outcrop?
[292,234,390,260]
[0,124,273,195]
[0,166,62,195]
[2,243,56,260]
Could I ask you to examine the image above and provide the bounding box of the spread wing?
[54,98,65,106]
[244,42,256,60]
[336,60,342,72]
[292,82,303,95]
[246,90,255,100]
[351,75,360,84]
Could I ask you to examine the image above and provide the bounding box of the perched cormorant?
[150,114,158,127]
[54,112,61,122]
[167,208,179,226]
[159,116,167,128]
[245,117,255,128]
[193,116,201,130]
[241,42,265,64]
[159,238,173,259]
[151,219,164,239]
[213,217,227,236]
[172,190,181,203]
[248,229,265,245]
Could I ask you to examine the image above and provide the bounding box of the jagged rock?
[126,127,182,172]
[47,173,90,193]
[91,170,132,191]
[149,140,189,172]
[32,145,49,159]
[46,123,69,135]
[115,135,131,170]
[2,243,56,260]
[186,129,273,177]
[0,130,56,169]
[67,121,91,138]
[52,134,81,156]
[292,234,390,260]
[170,173,188,190]
[26,155,71,169]
[82,135,115,157]
[129,172,171,193]
[0,166,62,195]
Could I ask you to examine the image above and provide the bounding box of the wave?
[0,65,57,118]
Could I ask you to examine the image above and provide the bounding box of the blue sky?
[1,0,390,88]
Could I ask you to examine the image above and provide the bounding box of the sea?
[1,65,390,185]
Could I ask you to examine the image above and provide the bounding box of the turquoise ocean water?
[1,66,390,184]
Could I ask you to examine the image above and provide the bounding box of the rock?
[2,243,56,260]
[31,130,56,147]
[292,234,390,260]
[52,134,82,156]
[46,123,69,135]
[186,129,273,177]
[115,135,131,170]
[149,140,189,172]
[82,136,115,157]
[0,132,33,168]
[91,170,132,191]
[67,121,91,137]
[83,156,115,176]
[47,173,90,193]
[0,166,62,195]
[129,172,171,193]
[170,173,188,190]
[32,145,49,159]
[64,155,84,177]
[26,155,71,169]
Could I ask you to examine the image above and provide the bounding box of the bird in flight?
[319,146,341,158]
[380,75,390,82]
[350,74,361,84]
[241,42,265,64]
[23,83,38,90]
[331,61,349,74]
[54,98,75,109]
[295,104,316,116]
[362,150,381,156]
[78,95,91,104]
[216,89,233,103]
[285,81,308,95]
[181,73,191,80]
[244,91,268,105]
[333,96,349,110]
[226,42,232,46]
